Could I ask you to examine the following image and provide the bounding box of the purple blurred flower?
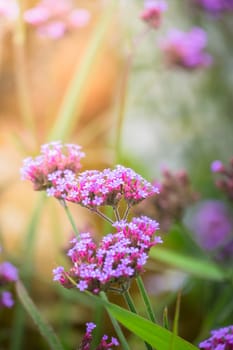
[184,200,233,251]
[211,157,233,201]
[195,0,233,14]
[0,254,18,309]
[199,325,233,349]
[140,0,167,29]
[0,262,18,283]
[53,216,161,294]
[160,27,213,70]
[0,291,14,308]
[211,160,224,173]
[79,322,119,350]
[24,0,90,39]
[133,168,199,232]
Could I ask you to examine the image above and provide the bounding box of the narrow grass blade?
[48,1,117,141]
[16,281,65,350]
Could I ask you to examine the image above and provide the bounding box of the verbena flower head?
[21,141,85,192]
[199,325,233,349]
[24,0,90,39]
[140,0,167,29]
[79,322,119,350]
[211,157,233,201]
[184,200,233,252]
[195,0,233,14]
[53,216,161,294]
[48,165,159,208]
[133,168,199,232]
[160,27,213,69]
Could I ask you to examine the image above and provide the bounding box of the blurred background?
[0,0,232,349]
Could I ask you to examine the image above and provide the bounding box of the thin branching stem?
[92,208,114,224]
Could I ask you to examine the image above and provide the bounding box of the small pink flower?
[24,0,91,39]
[79,322,119,349]
[21,141,85,191]
[161,27,213,70]
[140,0,167,29]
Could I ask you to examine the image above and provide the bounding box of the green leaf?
[150,247,226,281]
[105,302,198,350]
[16,281,65,350]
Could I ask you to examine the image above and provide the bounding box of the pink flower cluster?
[21,141,85,191]
[199,325,233,349]
[161,27,213,69]
[79,322,119,350]
[24,0,90,39]
[53,216,161,294]
[47,165,159,208]
[0,260,18,308]
[211,157,233,201]
[140,0,167,29]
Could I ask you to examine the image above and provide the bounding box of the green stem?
[113,206,121,221]
[123,290,137,314]
[123,290,153,350]
[100,292,130,350]
[61,200,79,238]
[10,193,46,350]
[92,208,114,225]
[13,0,36,136]
[123,204,130,220]
[136,276,157,323]
[114,28,150,164]
[90,303,105,350]
[48,1,117,142]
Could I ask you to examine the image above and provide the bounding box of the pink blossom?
[161,27,213,69]
[21,141,85,191]
[79,322,119,349]
[140,0,167,28]
[24,0,91,39]
[53,216,161,294]
[48,165,159,209]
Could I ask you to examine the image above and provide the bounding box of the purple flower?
[140,0,167,29]
[211,157,233,201]
[79,322,119,350]
[195,0,233,14]
[0,291,14,308]
[199,325,233,349]
[0,262,18,283]
[160,27,213,70]
[184,200,233,252]
[49,165,159,209]
[0,255,18,309]
[24,0,90,39]
[53,216,161,294]
[211,160,224,173]
[21,141,85,192]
